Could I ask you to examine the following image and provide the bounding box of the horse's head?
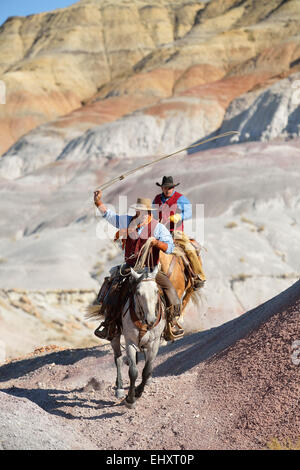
[130,266,160,326]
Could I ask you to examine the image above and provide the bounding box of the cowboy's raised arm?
[94,190,131,229]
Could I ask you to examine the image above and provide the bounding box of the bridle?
[132,275,159,320]
[127,273,165,346]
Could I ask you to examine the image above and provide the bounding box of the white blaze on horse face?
[136,280,158,327]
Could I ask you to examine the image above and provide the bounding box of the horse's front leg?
[125,343,138,409]
[111,335,125,399]
[135,339,160,399]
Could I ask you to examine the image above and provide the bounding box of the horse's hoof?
[125,398,136,409]
[145,377,153,386]
[115,388,125,399]
[135,389,142,399]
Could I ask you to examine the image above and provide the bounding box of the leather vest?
[125,218,160,267]
[153,191,184,232]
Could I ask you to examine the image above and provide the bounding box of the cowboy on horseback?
[93,190,183,340]
[153,176,206,290]
[153,175,191,232]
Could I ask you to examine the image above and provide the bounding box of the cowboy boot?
[166,304,184,337]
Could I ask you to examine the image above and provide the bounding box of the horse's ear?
[150,266,159,278]
[130,268,143,280]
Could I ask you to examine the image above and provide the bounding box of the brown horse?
[133,236,201,336]
[159,247,198,327]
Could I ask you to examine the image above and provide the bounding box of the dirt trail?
[0,281,299,450]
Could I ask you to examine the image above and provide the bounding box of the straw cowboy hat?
[156,176,180,188]
[130,197,155,211]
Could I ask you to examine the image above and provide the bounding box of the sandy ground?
[0,281,299,450]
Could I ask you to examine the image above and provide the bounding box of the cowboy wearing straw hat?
[153,176,206,289]
[93,190,183,340]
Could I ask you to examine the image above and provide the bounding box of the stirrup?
[94,322,109,340]
[164,318,184,342]
[172,317,184,335]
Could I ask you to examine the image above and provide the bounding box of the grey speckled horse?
[111,265,166,408]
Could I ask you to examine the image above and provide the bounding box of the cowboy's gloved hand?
[94,190,107,214]
[94,190,103,206]
[169,213,181,224]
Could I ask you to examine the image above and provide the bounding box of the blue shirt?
[152,191,192,221]
[102,209,174,254]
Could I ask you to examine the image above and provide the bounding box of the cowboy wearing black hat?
[153,176,206,289]
[153,175,191,233]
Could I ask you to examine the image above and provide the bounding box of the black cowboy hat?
[156,176,180,188]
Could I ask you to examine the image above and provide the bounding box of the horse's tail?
[190,289,204,308]
[84,305,104,322]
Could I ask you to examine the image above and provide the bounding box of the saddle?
[172,232,206,288]
[95,272,131,340]
[94,267,168,342]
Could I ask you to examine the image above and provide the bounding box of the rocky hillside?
[1,0,300,156]
[0,0,300,362]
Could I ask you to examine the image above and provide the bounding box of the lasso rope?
[118,238,156,276]
[133,237,156,271]
[95,131,239,192]
[79,130,239,220]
